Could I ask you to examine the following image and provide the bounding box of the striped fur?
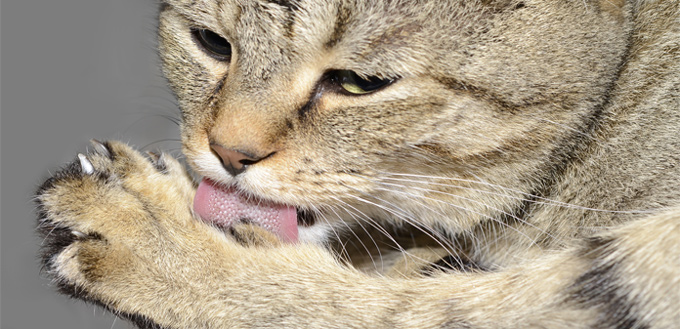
[37,0,678,328]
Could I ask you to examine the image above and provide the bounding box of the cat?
[37,0,679,328]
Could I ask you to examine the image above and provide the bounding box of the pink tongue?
[193,178,298,243]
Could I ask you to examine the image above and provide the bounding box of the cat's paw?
[35,141,297,327]
[35,141,200,299]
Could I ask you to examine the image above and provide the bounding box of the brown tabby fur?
[37,0,679,328]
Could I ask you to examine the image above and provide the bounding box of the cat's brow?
[162,0,221,28]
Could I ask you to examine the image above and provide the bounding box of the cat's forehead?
[162,0,492,77]
[164,0,429,40]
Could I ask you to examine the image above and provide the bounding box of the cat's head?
[158,0,629,236]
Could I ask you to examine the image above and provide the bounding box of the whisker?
[331,195,445,274]
[339,195,415,254]
[332,178,470,265]
[371,186,544,248]
[332,197,412,273]
[325,200,380,269]
[314,205,353,261]
[378,172,658,214]
[376,181,561,243]
[140,138,182,151]
[343,193,466,269]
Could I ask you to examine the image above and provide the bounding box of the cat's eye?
[193,29,232,61]
[332,70,394,95]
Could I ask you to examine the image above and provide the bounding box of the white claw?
[78,153,95,175]
[90,139,111,157]
[71,231,87,239]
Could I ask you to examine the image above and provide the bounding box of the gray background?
[2,1,182,328]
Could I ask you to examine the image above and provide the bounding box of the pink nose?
[210,143,264,176]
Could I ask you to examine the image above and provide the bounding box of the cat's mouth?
[193,178,316,243]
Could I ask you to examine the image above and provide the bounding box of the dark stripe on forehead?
[325,1,351,49]
[434,76,533,113]
[263,0,299,38]
[264,0,298,11]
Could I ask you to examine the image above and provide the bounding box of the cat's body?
[37,0,679,328]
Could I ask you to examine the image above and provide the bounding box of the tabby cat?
[37,0,679,328]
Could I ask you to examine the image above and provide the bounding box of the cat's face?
[159,0,628,235]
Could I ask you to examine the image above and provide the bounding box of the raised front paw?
[35,141,202,313]
[35,140,297,328]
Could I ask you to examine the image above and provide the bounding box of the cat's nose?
[210,143,267,176]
